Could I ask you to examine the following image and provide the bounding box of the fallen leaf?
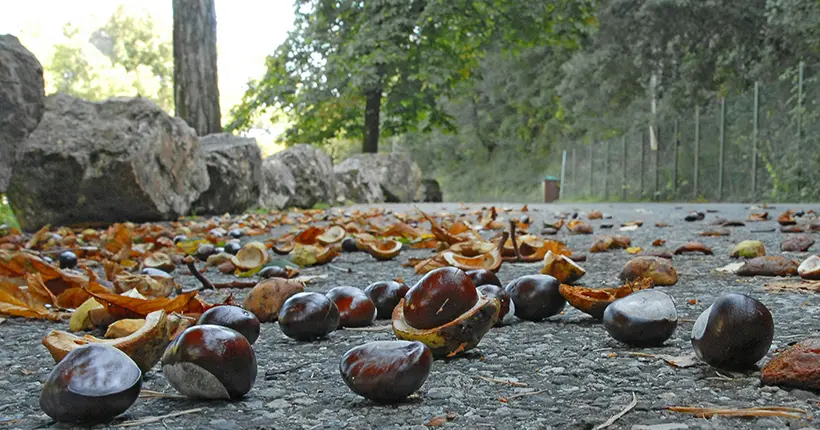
[84,289,206,319]
[764,280,820,294]
[626,247,642,254]
[652,239,666,247]
[0,282,63,320]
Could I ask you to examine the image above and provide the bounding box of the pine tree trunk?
[362,88,381,153]
[173,0,221,135]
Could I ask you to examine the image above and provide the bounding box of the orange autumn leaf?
[0,282,64,320]
[419,209,468,245]
[84,289,206,319]
[25,273,58,306]
[294,226,325,245]
[0,249,63,281]
[381,222,424,239]
[103,223,132,261]
[410,238,440,249]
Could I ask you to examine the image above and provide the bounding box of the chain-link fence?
[557,62,819,202]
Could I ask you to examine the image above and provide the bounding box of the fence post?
[673,119,679,197]
[588,143,594,197]
[752,82,759,199]
[571,148,577,198]
[560,150,567,200]
[797,61,804,187]
[640,131,647,199]
[654,124,660,200]
[694,105,700,199]
[718,97,726,201]
[621,135,627,200]
[604,140,610,200]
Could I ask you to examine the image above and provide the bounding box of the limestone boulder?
[273,144,335,208]
[7,94,209,230]
[336,153,422,203]
[333,157,384,204]
[0,35,45,192]
[416,179,443,202]
[258,157,296,210]
[192,133,262,215]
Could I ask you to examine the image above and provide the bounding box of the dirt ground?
[2,202,820,430]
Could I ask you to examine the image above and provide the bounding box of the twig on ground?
[594,392,637,430]
[211,280,258,289]
[328,264,354,273]
[118,408,204,427]
[473,375,528,387]
[138,389,185,399]
[665,406,809,419]
[499,389,547,402]
[183,256,215,290]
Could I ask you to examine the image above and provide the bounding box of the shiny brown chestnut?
[340,340,433,403]
[326,286,377,327]
[259,266,289,279]
[161,325,257,399]
[40,344,142,423]
[278,292,340,340]
[477,284,512,323]
[602,290,677,346]
[504,274,565,321]
[364,281,409,319]
[691,293,774,371]
[467,269,502,288]
[403,267,478,330]
[197,305,261,344]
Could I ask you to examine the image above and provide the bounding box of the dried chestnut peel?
[558,279,653,320]
[541,251,585,284]
[392,267,499,358]
[340,341,432,403]
[619,256,678,286]
[40,344,142,423]
[798,255,820,280]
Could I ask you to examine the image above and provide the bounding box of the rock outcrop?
[417,179,443,202]
[258,157,297,210]
[333,157,384,204]
[334,153,422,203]
[0,35,45,193]
[273,144,335,208]
[7,94,209,230]
[192,133,262,215]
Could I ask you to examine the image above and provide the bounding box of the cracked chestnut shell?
[603,290,677,346]
[162,325,257,399]
[340,341,432,403]
[403,267,478,330]
[504,275,565,321]
[278,292,340,340]
[326,286,377,328]
[197,305,261,344]
[40,344,141,423]
[467,269,502,288]
[691,293,774,371]
[477,284,512,323]
[364,281,409,319]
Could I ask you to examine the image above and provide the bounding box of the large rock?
[0,35,45,193]
[192,133,262,215]
[336,153,422,203]
[7,94,209,230]
[417,179,443,202]
[273,144,335,208]
[258,157,296,210]
[334,158,384,204]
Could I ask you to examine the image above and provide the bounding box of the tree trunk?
[362,88,381,153]
[173,0,221,135]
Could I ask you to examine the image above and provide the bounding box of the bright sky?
[0,0,296,116]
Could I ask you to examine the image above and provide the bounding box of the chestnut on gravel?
[467,269,502,288]
[40,344,141,423]
[162,325,257,399]
[278,292,340,340]
[364,281,409,319]
[340,341,433,403]
[504,274,565,322]
[197,305,261,344]
[602,290,677,346]
[393,267,500,358]
[477,284,514,324]
[691,293,774,371]
[326,286,377,327]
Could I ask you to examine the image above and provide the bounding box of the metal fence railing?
[556,62,819,202]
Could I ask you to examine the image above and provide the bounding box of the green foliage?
[0,195,20,230]
[46,6,173,111]
[227,0,595,149]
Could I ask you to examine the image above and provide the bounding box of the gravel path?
[2,203,820,430]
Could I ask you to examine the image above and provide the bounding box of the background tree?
[227,0,595,153]
[172,0,221,135]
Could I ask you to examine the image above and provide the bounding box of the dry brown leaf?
[84,289,205,319]
[0,282,64,320]
[652,239,666,247]
[103,223,132,262]
[294,226,325,245]
[764,280,820,294]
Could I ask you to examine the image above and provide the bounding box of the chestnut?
[602,290,677,347]
[259,266,289,279]
[40,344,141,423]
[59,251,78,269]
[467,269,502,288]
[224,241,242,255]
[196,243,216,261]
[504,275,565,322]
[341,237,358,252]
[278,292,340,340]
[477,284,513,324]
[364,281,410,319]
[326,286,377,327]
[197,305,261,344]
[340,341,432,403]
[403,267,478,330]
[162,325,257,399]
[691,293,774,370]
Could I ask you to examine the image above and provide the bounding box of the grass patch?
[0,194,20,229]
